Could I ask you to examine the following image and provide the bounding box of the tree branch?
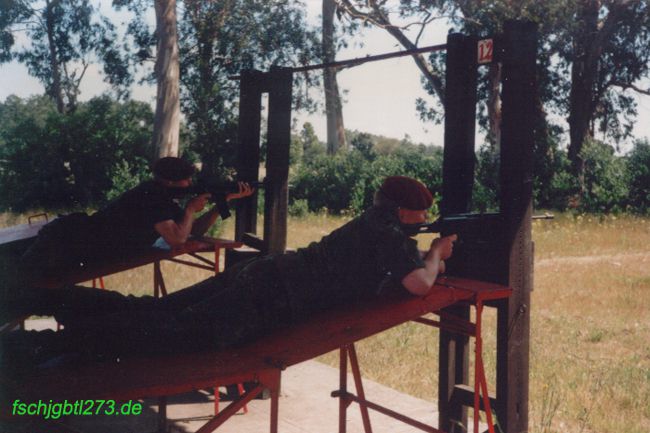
[611,81,650,95]
[336,0,445,105]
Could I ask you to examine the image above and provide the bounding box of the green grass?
[286,213,650,433]
[3,211,649,432]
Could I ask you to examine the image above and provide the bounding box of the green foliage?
[349,131,376,160]
[547,152,579,211]
[0,95,153,212]
[298,122,326,164]
[105,158,151,202]
[175,0,319,175]
[0,0,131,111]
[288,198,309,217]
[290,142,443,215]
[473,145,499,212]
[579,139,629,213]
[626,139,650,213]
[291,151,366,214]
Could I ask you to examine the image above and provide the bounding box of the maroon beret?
[379,176,433,210]
[153,157,196,181]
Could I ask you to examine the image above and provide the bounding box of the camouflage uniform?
[10,206,425,361]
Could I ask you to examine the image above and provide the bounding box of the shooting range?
[3,0,650,428]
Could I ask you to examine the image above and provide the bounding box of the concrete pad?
[162,360,440,433]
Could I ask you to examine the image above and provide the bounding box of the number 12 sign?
[478,39,493,64]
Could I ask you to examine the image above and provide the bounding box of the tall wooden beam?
[438,33,477,432]
[496,20,536,433]
[235,69,264,241]
[263,66,293,254]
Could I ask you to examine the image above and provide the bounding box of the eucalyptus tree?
[323,0,347,154]
[112,0,181,158]
[558,0,650,173]
[0,0,130,113]
[178,0,319,175]
[153,0,180,157]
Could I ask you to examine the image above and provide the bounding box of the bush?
[0,96,154,212]
[290,146,442,215]
[579,138,629,213]
[288,199,309,217]
[105,158,151,202]
[290,151,367,214]
[547,151,579,211]
[626,139,650,213]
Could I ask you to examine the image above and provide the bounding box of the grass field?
[2,211,649,433]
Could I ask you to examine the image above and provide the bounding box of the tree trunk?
[567,0,598,175]
[568,0,623,174]
[44,0,65,114]
[153,0,181,158]
[486,62,502,147]
[323,0,347,155]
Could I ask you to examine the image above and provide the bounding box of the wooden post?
[438,33,477,432]
[441,33,478,217]
[263,66,293,254]
[496,20,536,433]
[235,69,264,241]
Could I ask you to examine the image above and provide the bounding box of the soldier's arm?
[401,235,456,296]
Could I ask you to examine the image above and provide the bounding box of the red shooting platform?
[1,275,510,433]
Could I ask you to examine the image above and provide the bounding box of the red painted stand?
[2,277,510,433]
[334,288,499,433]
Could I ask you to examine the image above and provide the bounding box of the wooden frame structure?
[234,20,537,433]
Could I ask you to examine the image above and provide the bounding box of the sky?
[1,0,648,152]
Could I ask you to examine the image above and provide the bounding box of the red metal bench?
[1,276,510,433]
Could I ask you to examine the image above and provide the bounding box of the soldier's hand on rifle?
[226,182,255,201]
[430,234,457,261]
[187,193,211,213]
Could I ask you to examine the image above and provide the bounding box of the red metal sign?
[477,39,494,64]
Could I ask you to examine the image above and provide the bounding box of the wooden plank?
[235,69,263,242]
[1,277,510,404]
[439,32,478,432]
[450,384,496,412]
[441,33,477,217]
[496,20,537,433]
[263,67,292,254]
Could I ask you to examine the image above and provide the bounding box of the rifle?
[402,212,553,236]
[167,179,265,219]
[167,180,265,203]
[192,179,265,201]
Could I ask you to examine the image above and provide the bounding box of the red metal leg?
[348,344,373,433]
[196,383,266,433]
[267,369,281,433]
[214,385,220,414]
[473,300,496,433]
[237,383,249,414]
